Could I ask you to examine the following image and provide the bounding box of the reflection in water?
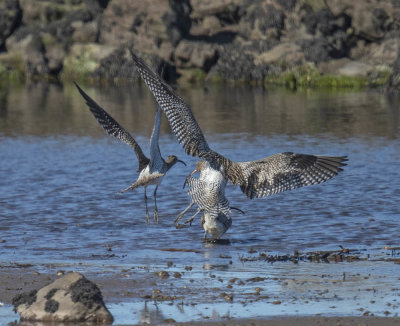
[0,82,399,257]
[0,82,399,138]
[0,83,399,323]
[139,301,164,325]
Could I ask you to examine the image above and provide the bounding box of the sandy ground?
[1,265,400,326]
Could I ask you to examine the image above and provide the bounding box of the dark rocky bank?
[1,0,400,90]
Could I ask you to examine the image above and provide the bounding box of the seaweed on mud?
[12,289,37,311]
[44,298,59,313]
[239,247,364,264]
[45,288,58,300]
[69,277,104,309]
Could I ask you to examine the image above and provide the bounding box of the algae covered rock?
[12,271,113,323]
[0,0,21,49]
[62,42,117,80]
[1,0,400,86]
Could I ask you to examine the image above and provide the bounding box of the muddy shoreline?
[1,267,400,326]
[1,247,400,325]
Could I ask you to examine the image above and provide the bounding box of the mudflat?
[1,249,399,325]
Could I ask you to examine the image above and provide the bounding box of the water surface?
[0,83,399,323]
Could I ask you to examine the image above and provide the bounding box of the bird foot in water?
[203,238,231,245]
[174,213,185,225]
[183,217,195,226]
[153,210,159,224]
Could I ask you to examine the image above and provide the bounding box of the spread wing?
[74,82,150,172]
[129,52,347,199]
[130,50,210,157]
[236,153,348,199]
[149,107,164,172]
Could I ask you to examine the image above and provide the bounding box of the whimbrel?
[75,82,186,223]
[175,161,231,238]
[130,51,347,237]
[176,160,245,239]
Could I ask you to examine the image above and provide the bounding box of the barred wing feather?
[186,177,231,217]
[237,153,347,199]
[130,51,210,157]
[74,82,150,172]
[129,52,348,200]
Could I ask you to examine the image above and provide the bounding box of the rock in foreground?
[12,272,113,323]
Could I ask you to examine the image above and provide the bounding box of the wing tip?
[73,81,95,107]
[73,81,84,96]
[318,155,348,169]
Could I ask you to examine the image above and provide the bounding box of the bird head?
[195,160,207,172]
[166,155,186,168]
[201,211,232,240]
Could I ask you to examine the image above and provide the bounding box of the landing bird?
[129,51,347,237]
[175,161,232,239]
[74,82,186,223]
[176,160,244,239]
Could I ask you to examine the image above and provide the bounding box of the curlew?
[129,51,347,238]
[176,160,244,239]
[75,82,186,223]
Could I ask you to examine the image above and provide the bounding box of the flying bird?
[129,51,347,237]
[74,82,186,223]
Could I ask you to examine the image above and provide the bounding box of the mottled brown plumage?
[130,51,347,238]
[130,51,347,200]
[75,82,185,223]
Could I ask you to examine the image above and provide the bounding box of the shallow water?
[0,83,399,323]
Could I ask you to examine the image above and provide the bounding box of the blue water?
[0,83,399,323]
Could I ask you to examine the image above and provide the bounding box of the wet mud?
[1,246,400,324]
[1,86,400,325]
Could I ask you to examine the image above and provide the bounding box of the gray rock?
[298,37,332,63]
[255,43,304,66]
[18,0,87,26]
[99,0,178,58]
[386,45,400,92]
[175,40,218,71]
[190,15,221,36]
[319,58,374,77]
[2,0,400,84]
[190,0,244,20]
[12,272,113,323]
[351,38,400,67]
[91,45,165,81]
[4,4,100,77]
[71,20,99,43]
[0,0,21,49]
[240,2,285,40]
[6,31,49,76]
[211,40,275,81]
[327,0,396,41]
[165,0,192,46]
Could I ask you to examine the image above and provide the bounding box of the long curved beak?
[177,159,186,166]
[231,206,245,215]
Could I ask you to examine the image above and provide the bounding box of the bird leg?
[175,201,194,225]
[153,185,159,223]
[183,208,201,226]
[183,168,198,188]
[144,187,150,224]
